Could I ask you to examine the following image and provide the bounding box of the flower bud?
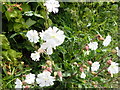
[79,67,84,72]
[42,66,47,69]
[96,34,104,40]
[23,85,30,89]
[57,71,62,81]
[83,65,87,68]
[46,60,52,67]
[46,67,52,73]
[92,81,96,85]
[87,61,92,65]
[91,71,97,75]
[57,71,62,77]
[85,45,89,51]
[107,60,112,65]
[94,85,97,88]
[21,61,24,65]
[7,72,11,75]
[54,72,57,77]
[7,8,13,12]
[73,62,78,65]
[111,49,117,54]
[38,48,45,53]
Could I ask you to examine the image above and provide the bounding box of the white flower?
[80,72,86,79]
[108,62,119,74]
[36,71,55,87]
[116,47,120,57]
[44,0,60,13]
[103,35,111,46]
[26,30,40,43]
[91,62,100,71]
[24,73,35,84]
[31,51,40,61]
[88,42,98,50]
[15,78,22,88]
[40,26,65,55]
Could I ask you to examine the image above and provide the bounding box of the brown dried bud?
[111,49,117,54]
[87,61,92,65]
[96,34,104,40]
[7,72,11,75]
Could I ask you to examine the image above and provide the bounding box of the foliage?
[1,1,119,89]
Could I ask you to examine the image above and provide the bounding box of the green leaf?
[25,18,36,28]
[13,23,22,32]
[0,34,10,50]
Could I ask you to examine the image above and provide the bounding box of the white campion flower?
[24,73,35,84]
[31,51,40,61]
[108,62,119,74]
[91,62,100,71]
[103,35,111,46]
[26,30,40,43]
[80,72,86,79]
[88,42,98,50]
[116,47,120,57]
[36,71,55,87]
[15,78,22,88]
[44,0,60,13]
[40,26,65,55]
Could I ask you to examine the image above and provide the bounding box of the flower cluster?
[26,26,65,61]
[15,71,55,89]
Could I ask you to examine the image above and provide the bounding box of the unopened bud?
[107,60,112,65]
[22,75,26,77]
[85,45,89,51]
[92,81,96,85]
[79,67,84,72]
[22,81,27,85]
[57,71,62,77]
[54,72,57,77]
[83,65,87,68]
[46,67,52,73]
[21,61,24,65]
[7,8,13,12]
[87,61,92,65]
[42,66,47,69]
[96,34,104,40]
[57,71,62,81]
[94,85,97,88]
[91,71,97,75]
[46,60,52,67]
[73,62,78,65]
[7,72,11,75]
[38,48,45,53]
[111,49,117,54]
